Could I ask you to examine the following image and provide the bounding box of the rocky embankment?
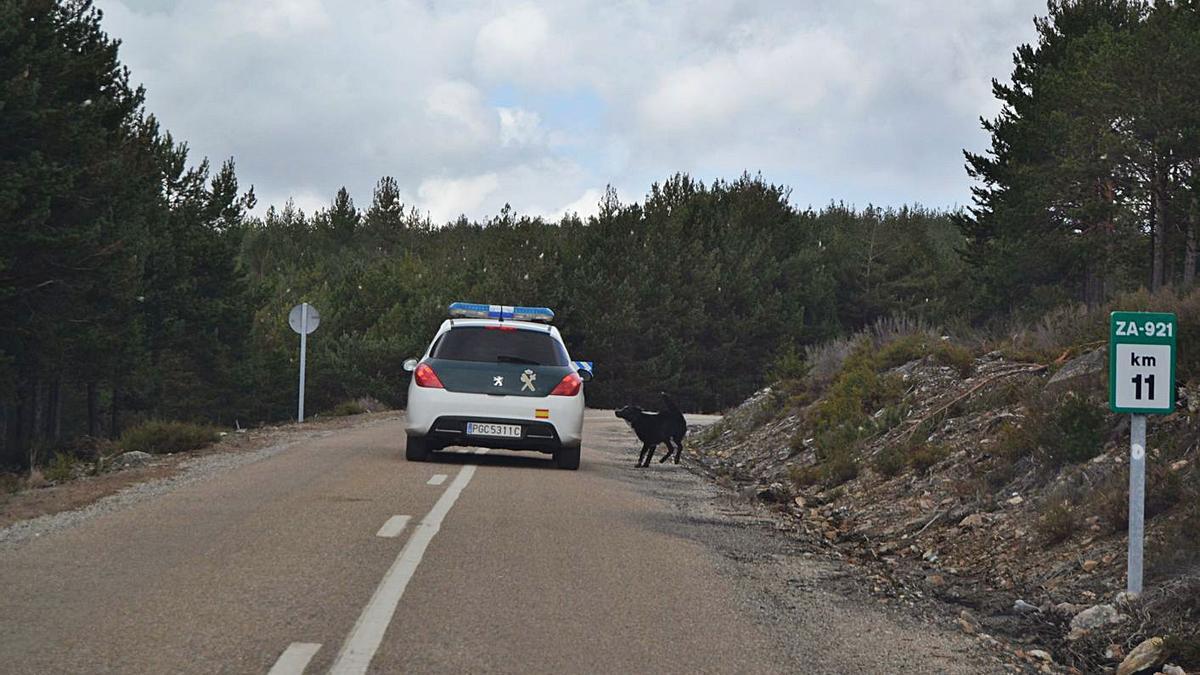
[688,349,1197,674]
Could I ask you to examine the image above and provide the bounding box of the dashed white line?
[375,515,411,538]
[328,460,481,675]
[267,642,321,675]
[426,474,447,485]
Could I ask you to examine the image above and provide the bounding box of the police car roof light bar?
[448,302,555,324]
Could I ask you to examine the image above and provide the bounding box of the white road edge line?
[328,463,478,675]
[267,642,321,675]
[375,515,411,538]
[426,474,447,485]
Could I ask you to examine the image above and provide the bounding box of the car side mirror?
[403,358,419,372]
[577,368,593,382]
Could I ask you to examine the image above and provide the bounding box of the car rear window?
[431,327,568,366]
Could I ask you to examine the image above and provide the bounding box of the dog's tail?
[659,391,682,416]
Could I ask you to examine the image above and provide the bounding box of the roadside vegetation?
[118,421,221,456]
[693,286,1200,672]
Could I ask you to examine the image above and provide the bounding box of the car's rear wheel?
[405,435,430,462]
[554,445,580,470]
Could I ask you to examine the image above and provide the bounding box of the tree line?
[959,0,1200,314]
[3,0,1198,468]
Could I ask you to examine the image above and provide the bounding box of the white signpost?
[289,303,321,422]
[1109,311,1176,596]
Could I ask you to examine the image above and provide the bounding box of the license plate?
[466,422,522,438]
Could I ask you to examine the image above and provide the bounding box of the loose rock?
[957,609,979,635]
[110,451,153,470]
[1048,348,1105,386]
[1116,636,1164,675]
[1013,599,1039,614]
[1067,604,1124,640]
[958,513,987,528]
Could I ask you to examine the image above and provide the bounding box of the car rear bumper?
[405,385,584,449]
[420,416,569,452]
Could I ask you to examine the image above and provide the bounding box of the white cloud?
[552,188,603,221]
[473,4,551,83]
[215,0,329,38]
[417,173,500,224]
[639,30,867,135]
[425,80,496,147]
[497,107,543,147]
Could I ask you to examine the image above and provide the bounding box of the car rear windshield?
[431,327,568,366]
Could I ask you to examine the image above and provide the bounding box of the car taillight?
[414,363,444,388]
[550,372,582,396]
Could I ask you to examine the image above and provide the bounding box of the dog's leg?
[673,438,683,463]
[643,442,657,466]
[637,443,651,467]
[658,442,674,463]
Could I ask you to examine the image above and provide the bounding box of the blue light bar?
[448,302,555,323]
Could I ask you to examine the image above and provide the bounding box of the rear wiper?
[495,354,540,365]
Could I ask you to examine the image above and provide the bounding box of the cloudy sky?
[97,0,1046,223]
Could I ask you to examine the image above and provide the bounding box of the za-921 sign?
[1110,311,1176,414]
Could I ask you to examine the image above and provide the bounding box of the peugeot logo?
[493,376,504,387]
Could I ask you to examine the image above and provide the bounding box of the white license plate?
[466,422,522,438]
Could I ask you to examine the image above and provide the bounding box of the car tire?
[555,445,581,470]
[405,435,430,462]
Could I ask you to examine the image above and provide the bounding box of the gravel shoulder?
[595,413,1015,674]
[0,412,402,549]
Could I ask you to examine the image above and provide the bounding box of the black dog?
[615,392,687,467]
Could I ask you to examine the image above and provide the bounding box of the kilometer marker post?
[1109,311,1176,596]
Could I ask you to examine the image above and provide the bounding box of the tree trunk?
[1186,197,1198,287]
[1084,266,1104,309]
[109,381,120,440]
[30,378,43,448]
[0,403,10,467]
[1151,164,1169,291]
[47,377,62,441]
[87,382,99,437]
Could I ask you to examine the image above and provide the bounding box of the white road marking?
[426,474,447,485]
[375,515,411,538]
[328,463,479,675]
[267,642,321,675]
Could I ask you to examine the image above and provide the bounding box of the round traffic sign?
[289,303,321,335]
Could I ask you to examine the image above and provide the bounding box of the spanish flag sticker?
[535,408,550,419]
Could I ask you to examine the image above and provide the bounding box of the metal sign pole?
[298,303,308,423]
[1127,413,1146,595]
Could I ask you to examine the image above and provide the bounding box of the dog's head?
[614,405,642,422]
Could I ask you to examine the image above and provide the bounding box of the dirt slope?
[688,348,1199,674]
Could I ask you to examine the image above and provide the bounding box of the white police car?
[402,303,593,469]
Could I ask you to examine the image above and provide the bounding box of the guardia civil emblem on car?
[521,369,537,391]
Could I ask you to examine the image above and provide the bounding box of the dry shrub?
[1038,498,1080,545]
[822,449,859,487]
[908,442,951,474]
[788,464,821,489]
[804,337,857,390]
[330,400,367,416]
[874,445,907,477]
[119,420,220,455]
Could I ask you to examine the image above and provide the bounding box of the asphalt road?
[0,411,996,674]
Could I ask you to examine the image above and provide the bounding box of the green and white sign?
[1109,311,1176,414]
